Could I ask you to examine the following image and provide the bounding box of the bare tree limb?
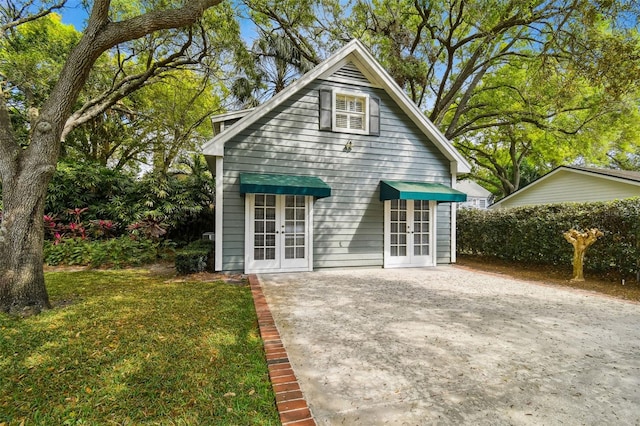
[0,0,66,33]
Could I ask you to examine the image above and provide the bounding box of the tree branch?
[36,0,222,150]
[61,32,197,140]
[0,85,19,180]
[1,0,66,33]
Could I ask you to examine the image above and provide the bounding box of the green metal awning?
[380,180,467,202]
[240,173,331,198]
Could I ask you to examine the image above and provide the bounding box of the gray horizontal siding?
[221,79,453,271]
[436,203,452,263]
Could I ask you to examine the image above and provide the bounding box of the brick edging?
[248,274,317,426]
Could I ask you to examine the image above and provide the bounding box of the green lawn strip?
[0,270,279,425]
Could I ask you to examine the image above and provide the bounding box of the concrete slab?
[258,266,640,425]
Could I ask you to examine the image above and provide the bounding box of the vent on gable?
[330,62,371,85]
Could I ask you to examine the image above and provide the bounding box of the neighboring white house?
[457,180,492,209]
[490,166,640,209]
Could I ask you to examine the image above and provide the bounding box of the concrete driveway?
[258,266,640,425]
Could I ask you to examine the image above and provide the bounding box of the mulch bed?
[456,254,640,302]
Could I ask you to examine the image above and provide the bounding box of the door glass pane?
[284,196,306,259]
[389,199,407,257]
[266,221,275,233]
[265,248,276,260]
[413,201,430,256]
[254,193,277,261]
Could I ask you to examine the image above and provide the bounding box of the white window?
[333,91,369,134]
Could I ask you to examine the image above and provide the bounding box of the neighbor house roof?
[490,165,640,209]
[202,39,471,174]
[566,166,640,183]
[456,180,492,198]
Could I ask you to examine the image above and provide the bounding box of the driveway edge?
[249,274,316,426]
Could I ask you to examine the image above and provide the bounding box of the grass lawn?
[0,269,279,425]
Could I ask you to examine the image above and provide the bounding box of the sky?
[58,0,87,30]
[58,1,258,43]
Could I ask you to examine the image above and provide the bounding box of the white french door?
[245,194,313,273]
[384,199,435,268]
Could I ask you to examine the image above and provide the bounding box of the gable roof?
[202,39,471,174]
[456,180,492,198]
[566,166,640,183]
[491,165,640,208]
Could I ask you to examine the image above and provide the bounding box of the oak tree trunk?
[0,163,55,314]
[0,0,221,314]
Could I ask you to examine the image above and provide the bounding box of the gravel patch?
[258,266,640,425]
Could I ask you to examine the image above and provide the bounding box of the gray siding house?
[202,40,470,274]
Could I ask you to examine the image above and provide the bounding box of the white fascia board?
[210,108,255,123]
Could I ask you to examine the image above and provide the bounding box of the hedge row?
[457,198,640,276]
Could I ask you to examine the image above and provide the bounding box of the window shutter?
[369,97,380,136]
[319,89,332,131]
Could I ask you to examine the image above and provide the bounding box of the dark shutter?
[319,89,332,131]
[369,97,380,136]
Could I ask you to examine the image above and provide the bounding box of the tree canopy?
[0,0,225,313]
[245,0,640,197]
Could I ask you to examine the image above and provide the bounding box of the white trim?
[202,39,471,174]
[382,200,392,268]
[214,157,223,271]
[243,193,254,274]
[210,108,254,124]
[244,194,313,274]
[383,200,436,268]
[308,198,314,269]
[332,89,369,135]
[450,173,457,263]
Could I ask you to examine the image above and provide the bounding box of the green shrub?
[43,159,215,242]
[44,236,166,268]
[175,239,214,275]
[457,198,640,277]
